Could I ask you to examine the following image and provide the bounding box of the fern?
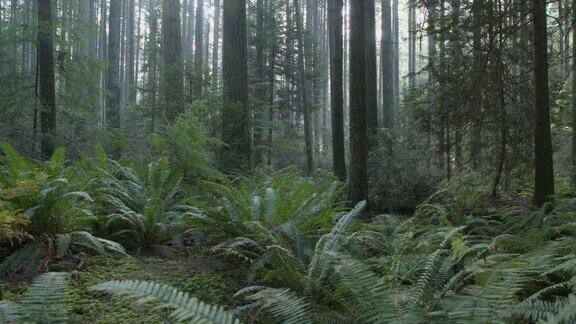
[90,280,239,324]
[541,294,576,324]
[236,287,311,324]
[0,301,19,322]
[19,272,70,322]
[0,272,70,322]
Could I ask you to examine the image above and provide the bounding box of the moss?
[63,253,239,323]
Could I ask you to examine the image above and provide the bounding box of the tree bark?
[106,0,121,158]
[294,0,314,174]
[408,0,416,89]
[212,0,221,89]
[126,0,136,105]
[532,0,555,205]
[254,0,266,166]
[382,0,394,129]
[192,0,204,97]
[572,0,576,188]
[162,0,184,121]
[349,0,368,205]
[329,0,346,180]
[221,0,250,171]
[38,0,56,159]
[365,0,378,136]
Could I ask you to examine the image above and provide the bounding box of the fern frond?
[240,287,312,324]
[19,272,69,322]
[541,294,576,324]
[0,301,19,322]
[90,280,239,324]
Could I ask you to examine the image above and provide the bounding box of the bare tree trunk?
[349,0,368,205]
[470,0,483,171]
[192,0,204,97]
[408,0,416,89]
[254,0,266,166]
[365,0,377,137]
[106,0,122,159]
[162,0,184,121]
[135,0,142,92]
[426,2,436,171]
[98,0,108,123]
[148,0,159,132]
[126,0,135,105]
[221,0,250,171]
[382,0,394,128]
[38,0,56,159]
[572,0,576,188]
[212,0,221,89]
[329,0,346,180]
[267,1,277,166]
[294,0,314,174]
[532,0,555,206]
[392,0,399,115]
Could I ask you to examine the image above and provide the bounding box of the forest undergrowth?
[1,143,575,323]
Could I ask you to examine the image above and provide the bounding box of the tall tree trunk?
[135,0,142,92]
[349,0,368,205]
[392,0,399,115]
[203,13,210,82]
[329,0,346,180]
[106,0,121,159]
[294,0,314,174]
[365,0,377,136]
[192,0,204,97]
[148,0,159,132]
[439,0,451,179]
[221,0,250,171]
[470,0,483,170]
[532,0,555,206]
[212,0,221,89]
[98,0,108,123]
[162,0,184,121]
[572,0,576,188]
[426,2,436,170]
[408,0,416,89]
[126,0,136,105]
[254,0,266,166]
[267,1,277,166]
[382,0,394,128]
[38,0,56,159]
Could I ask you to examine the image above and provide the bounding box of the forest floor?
[0,247,244,323]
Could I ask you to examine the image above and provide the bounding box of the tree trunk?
[426,2,436,171]
[532,0,555,206]
[572,0,576,189]
[98,0,108,122]
[148,0,159,132]
[267,1,277,166]
[392,0,399,115]
[349,0,368,205]
[254,0,266,166]
[329,0,346,180]
[38,0,56,159]
[382,0,394,129]
[221,0,250,171]
[192,0,204,97]
[365,0,377,136]
[126,0,136,105]
[212,0,221,89]
[294,0,314,174]
[470,0,483,171]
[106,0,121,159]
[408,0,416,89]
[162,0,184,121]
